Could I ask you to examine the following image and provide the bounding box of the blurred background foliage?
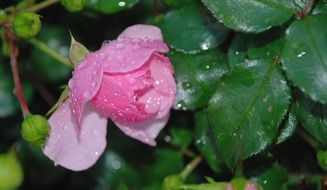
[0,0,327,189]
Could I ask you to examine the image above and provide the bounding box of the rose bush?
[42,25,176,171]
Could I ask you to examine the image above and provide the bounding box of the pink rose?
[42,25,176,171]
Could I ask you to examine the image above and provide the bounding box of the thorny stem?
[25,0,60,12]
[296,0,315,19]
[180,156,202,180]
[28,38,73,68]
[4,22,31,117]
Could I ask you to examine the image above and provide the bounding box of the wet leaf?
[276,107,297,144]
[228,28,284,68]
[208,59,290,168]
[194,110,223,173]
[157,4,229,53]
[253,163,288,190]
[281,14,327,103]
[201,0,297,32]
[295,92,327,146]
[169,49,229,110]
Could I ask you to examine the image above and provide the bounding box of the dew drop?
[176,101,187,110]
[115,43,124,50]
[297,51,306,58]
[200,41,210,50]
[118,1,126,7]
[182,82,192,90]
[83,91,91,98]
[116,55,124,62]
[68,80,75,88]
[112,160,121,169]
[129,78,135,84]
[91,82,96,87]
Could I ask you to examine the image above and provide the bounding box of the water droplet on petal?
[68,80,75,88]
[83,91,91,98]
[115,43,124,50]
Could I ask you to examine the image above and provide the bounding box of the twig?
[180,156,202,180]
[28,38,73,68]
[25,0,60,12]
[4,22,31,117]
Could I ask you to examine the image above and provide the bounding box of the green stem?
[26,0,60,12]
[180,156,202,180]
[296,128,319,150]
[28,38,73,68]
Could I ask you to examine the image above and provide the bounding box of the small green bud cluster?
[61,0,86,12]
[12,12,41,39]
[21,115,50,147]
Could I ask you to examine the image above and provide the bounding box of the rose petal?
[150,54,176,116]
[99,38,168,73]
[91,73,153,122]
[118,24,164,41]
[43,100,107,171]
[138,89,161,114]
[113,113,170,146]
[69,53,104,129]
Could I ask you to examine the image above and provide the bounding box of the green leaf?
[253,163,288,190]
[169,127,193,148]
[163,0,196,8]
[86,0,138,14]
[228,28,284,68]
[168,49,229,110]
[281,14,327,103]
[295,92,327,146]
[30,26,71,83]
[194,110,223,173]
[312,0,327,15]
[201,0,297,33]
[69,33,89,65]
[157,4,229,53]
[207,59,291,168]
[276,106,297,144]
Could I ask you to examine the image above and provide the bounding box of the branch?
[4,22,31,117]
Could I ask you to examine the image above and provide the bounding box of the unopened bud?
[61,0,86,12]
[21,115,50,147]
[12,12,41,39]
[0,151,23,190]
[162,175,184,190]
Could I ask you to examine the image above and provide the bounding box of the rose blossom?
[42,25,176,171]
